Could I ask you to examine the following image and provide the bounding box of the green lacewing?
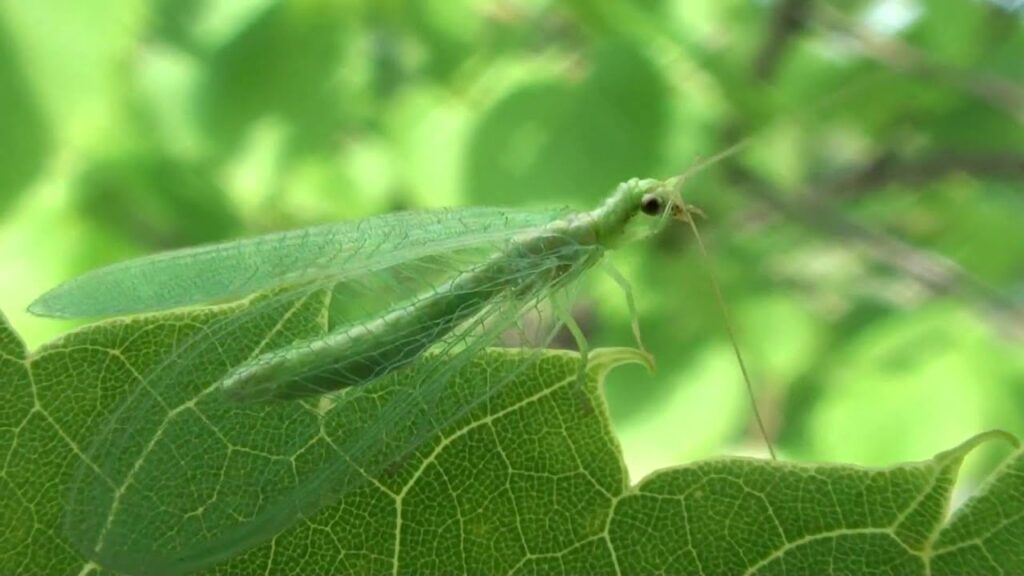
[32,178,697,403]
[32,175,772,574]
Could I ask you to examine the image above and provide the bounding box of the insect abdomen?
[220,229,600,402]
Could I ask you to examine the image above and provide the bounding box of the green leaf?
[907,1,986,68]
[75,153,242,251]
[0,12,50,214]
[812,305,1018,466]
[2,304,1023,575]
[466,41,669,207]
[0,0,145,147]
[202,2,354,153]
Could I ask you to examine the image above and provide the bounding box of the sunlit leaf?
[2,308,1023,574]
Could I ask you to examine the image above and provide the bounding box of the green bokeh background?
[1,0,1021,480]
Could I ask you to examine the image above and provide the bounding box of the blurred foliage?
[0,0,1022,480]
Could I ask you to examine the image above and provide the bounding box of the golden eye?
[640,194,664,216]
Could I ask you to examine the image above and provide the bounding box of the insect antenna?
[668,145,778,461]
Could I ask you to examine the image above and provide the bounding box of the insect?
[32,178,700,403]
[34,175,773,573]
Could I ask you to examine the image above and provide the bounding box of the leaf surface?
[0,308,1021,575]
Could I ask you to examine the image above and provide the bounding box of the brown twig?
[753,0,813,82]
[816,152,1024,200]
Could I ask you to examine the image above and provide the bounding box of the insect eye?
[640,194,664,216]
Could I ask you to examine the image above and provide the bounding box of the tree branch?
[812,5,1024,125]
[816,152,1024,200]
[753,0,813,82]
[726,165,1024,339]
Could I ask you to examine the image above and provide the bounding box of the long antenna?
[683,214,777,461]
[667,141,778,461]
[665,138,753,192]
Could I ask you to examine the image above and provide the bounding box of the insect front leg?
[601,260,648,355]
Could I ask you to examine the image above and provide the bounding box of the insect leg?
[552,290,589,387]
[601,260,647,355]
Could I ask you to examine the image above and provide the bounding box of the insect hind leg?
[552,291,590,388]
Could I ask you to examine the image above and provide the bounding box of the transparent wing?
[29,206,564,319]
[63,226,602,575]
